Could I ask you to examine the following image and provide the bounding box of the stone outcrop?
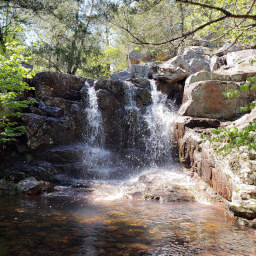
[174,46,256,226]
[174,114,256,226]
[179,80,249,119]
[179,70,256,119]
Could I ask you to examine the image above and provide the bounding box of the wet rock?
[80,86,89,103]
[17,177,54,195]
[72,181,90,188]
[157,80,184,104]
[41,97,84,115]
[32,72,87,98]
[134,87,152,107]
[21,113,80,150]
[95,79,125,98]
[97,89,120,112]
[52,174,73,185]
[174,114,256,222]
[38,101,64,117]
[38,144,84,164]
[129,78,151,90]
[0,180,13,194]
[227,202,256,220]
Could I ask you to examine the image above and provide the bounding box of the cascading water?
[84,82,105,147]
[82,82,116,179]
[143,80,176,165]
[82,79,178,180]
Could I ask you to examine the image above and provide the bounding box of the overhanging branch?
[117,15,227,45]
[176,0,256,21]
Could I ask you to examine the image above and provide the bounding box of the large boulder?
[182,46,211,74]
[128,50,152,64]
[110,70,131,81]
[180,71,256,119]
[110,65,152,81]
[227,49,256,66]
[153,46,211,83]
[97,89,120,113]
[32,72,87,99]
[21,113,81,150]
[185,70,256,85]
[95,79,125,98]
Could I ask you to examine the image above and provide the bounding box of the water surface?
[0,194,255,256]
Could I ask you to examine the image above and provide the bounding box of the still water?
[0,193,255,256]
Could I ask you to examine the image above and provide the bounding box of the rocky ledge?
[174,48,256,227]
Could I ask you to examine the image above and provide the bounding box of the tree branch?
[176,0,256,21]
[116,15,227,45]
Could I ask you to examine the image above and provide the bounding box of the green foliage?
[80,45,128,78]
[202,120,256,153]
[204,76,256,154]
[0,42,35,142]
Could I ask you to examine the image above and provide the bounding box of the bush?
[0,42,35,142]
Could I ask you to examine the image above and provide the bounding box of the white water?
[80,79,215,205]
[85,84,105,147]
[143,80,176,164]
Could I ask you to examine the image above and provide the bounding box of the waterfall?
[143,80,176,165]
[81,79,176,180]
[84,83,105,148]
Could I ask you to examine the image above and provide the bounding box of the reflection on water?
[0,196,255,256]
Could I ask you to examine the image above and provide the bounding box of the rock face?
[23,72,88,150]
[174,112,256,226]
[179,71,256,119]
[174,46,256,226]
[22,73,153,151]
[179,80,248,119]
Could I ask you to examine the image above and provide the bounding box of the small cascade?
[143,80,176,165]
[84,83,105,147]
